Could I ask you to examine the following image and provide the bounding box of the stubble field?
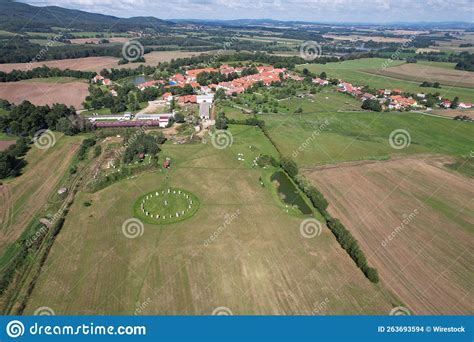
[304,156,474,314]
[0,78,89,108]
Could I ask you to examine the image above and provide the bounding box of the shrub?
[281,157,298,177]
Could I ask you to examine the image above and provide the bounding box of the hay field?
[23,126,394,315]
[365,63,474,88]
[0,78,89,109]
[304,156,474,314]
[263,111,474,167]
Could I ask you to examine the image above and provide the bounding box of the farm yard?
[304,156,474,314]
[22,126,396,315]
[0,78,89,108]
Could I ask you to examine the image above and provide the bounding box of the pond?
[129,76,148,86]
[271,171,312,215]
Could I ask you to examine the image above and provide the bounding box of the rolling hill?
[0,0,173,32]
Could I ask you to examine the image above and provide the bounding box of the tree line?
[0,100,93,179]
[0,66,95,82]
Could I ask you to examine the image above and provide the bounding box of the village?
[86,61,472,133]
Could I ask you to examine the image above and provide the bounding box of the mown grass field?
[24,125,395,315]
[299,58,474,102]
[263,110,474,167]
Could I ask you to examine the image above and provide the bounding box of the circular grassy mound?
[133,188,200,225]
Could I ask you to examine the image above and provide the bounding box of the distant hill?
[0,0,174,32]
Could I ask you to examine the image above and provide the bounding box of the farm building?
[199,102,211,119]
[135,113,174,127]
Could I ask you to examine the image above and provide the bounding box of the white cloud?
[22,0,474,22]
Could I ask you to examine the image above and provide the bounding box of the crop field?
[299,58,474,102]
[263,111,474,167]
[0,78,89,109]
[0,134,82,254]
[0,51,216,73]
[304,156,474,314]
[23,125,395,315]
[365,63,474,88]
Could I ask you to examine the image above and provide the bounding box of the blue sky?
[23,0,474,22]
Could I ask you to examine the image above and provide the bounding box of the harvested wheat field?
[366,63,474,88]
[0,51,215,73]
[304,156,474,315]
[0,79,89,108]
